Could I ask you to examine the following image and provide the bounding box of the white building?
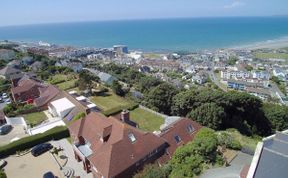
[221,70,250,80]
[48,97,75,118]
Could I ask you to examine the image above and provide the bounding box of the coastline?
[232,36,288,50]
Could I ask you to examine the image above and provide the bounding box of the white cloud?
[224,1,245,9]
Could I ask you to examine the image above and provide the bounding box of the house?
[10,72,38,87]
[7,60,21,69]
[98,72,117,85]
[192,73,208,85]
[0,110,6,126]
[11,77,47,102]
[227,79,264,91]
[69,112,167,178]
[252,71,270,80]
[48,97,76,118]
[30,61,44,72]
[221,70,250,80]
[247,130,288,178]
[0,49,16,61]
[273,68,286,80]
[56,59,83,72]
[158,118,202,164]
[0,65,21,79]
[33,85,61,110]
[21,56,34,65]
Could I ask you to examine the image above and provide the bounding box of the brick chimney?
[100,125,112,142]
[121,110,130,123]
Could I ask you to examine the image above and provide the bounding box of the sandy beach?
[233,37,288,50]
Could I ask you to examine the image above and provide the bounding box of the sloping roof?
[158,118,202,164]
[253,132,288,178]
[98,72,116,83]
[0,65,20,76]
[69,112,166,178]
[11,78,45,95]
[34,85,61,107]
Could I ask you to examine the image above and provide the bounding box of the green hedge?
[0,126,70,158]
[103,103,139,116]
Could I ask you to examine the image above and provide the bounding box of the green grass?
[129,108,164,132]
[255,53,288,60]
[218,129,261,151]
[143,53,161,59]
[56,79,77,90]
[23,112,48,126]
[90,91,132,111]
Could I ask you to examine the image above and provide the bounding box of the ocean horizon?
[0,17,288,52]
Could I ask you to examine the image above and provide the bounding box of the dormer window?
[128,133,136,143]
[187,124,195,134]
[174,134,181,143]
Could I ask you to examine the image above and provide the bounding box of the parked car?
[2,93,7,99]
[43,171,57,178]
[0,160,7,169]
[31,143,53,157]
[0,124,13,135]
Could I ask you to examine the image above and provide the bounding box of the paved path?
[51,139,93,178]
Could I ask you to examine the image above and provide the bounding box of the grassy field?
[23,112,48,126]
[143,53,161,59]
[255,53,288,60]
[56,79,77,90]
[217,129,261,151]
[90,91,132,111]
[130,108,164,132]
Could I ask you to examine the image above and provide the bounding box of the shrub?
[72,112,86,122]
[103,103,139,116]
[217,132,242,150]
[0,170,6,178]
[0,126,69,158]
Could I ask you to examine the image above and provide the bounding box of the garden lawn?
[130,108,164,132]
[90,91,132,111]
[56,79,77,90]
[23,112,48,126]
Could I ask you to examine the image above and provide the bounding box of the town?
[0,40,287,178]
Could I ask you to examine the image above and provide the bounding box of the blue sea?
[1,17,288,52]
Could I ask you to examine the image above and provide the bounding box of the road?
[206,71,228,92]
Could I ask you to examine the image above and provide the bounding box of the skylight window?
[187,124,195,134]
[128,133,136,143]
[174,135,181,143]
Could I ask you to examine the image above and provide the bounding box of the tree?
[111,80,125,96]
[171,89,200,116]
[78,70,99,92]
[133,164,167,178]
[187,103,225,130]
[144,83,178,115]
[262,103,288,132]
[169,128,220,178]
[138,76,162,93]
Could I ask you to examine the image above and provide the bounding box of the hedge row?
[0,126,70,158]
[103,103,139,116]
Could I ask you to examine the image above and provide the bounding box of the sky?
[0,0,288,26]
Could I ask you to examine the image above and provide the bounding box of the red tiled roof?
[11,78,45,95]
[34,85,61,107]
[69,112,166,178]
[158,118,202,164]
